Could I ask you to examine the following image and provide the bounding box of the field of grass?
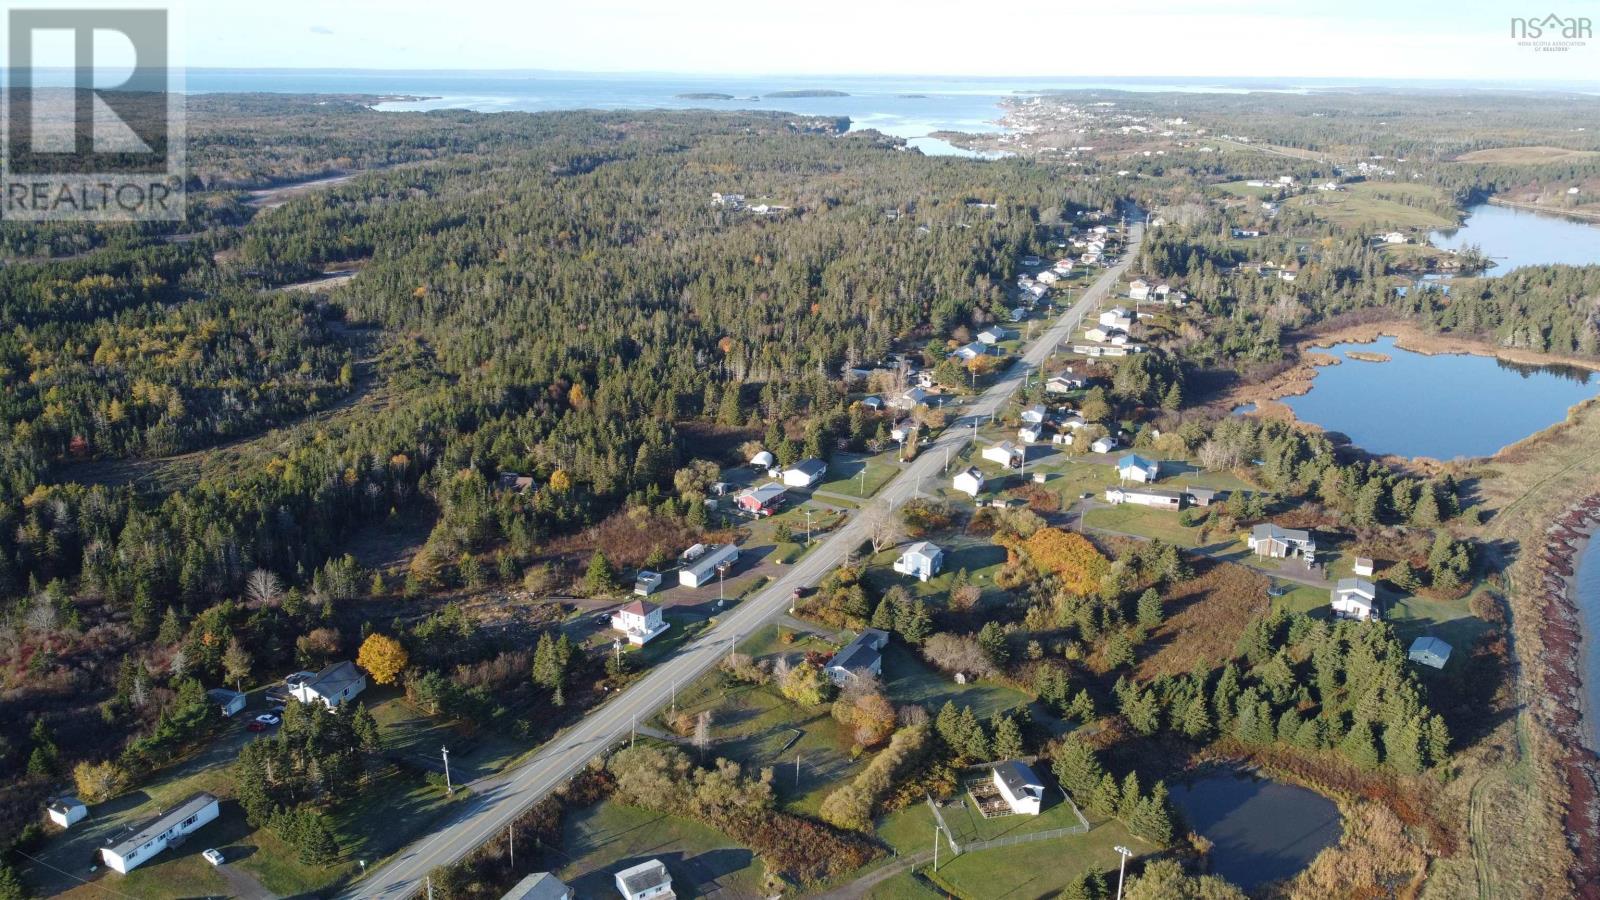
[819,451,903,499]
[1137,558,1272,681]
[556,800,764,899]
[1287,182,1455,231]
[1453,146,1600,164]
[368,688,531,781]
[1210,180,1280,199]
[1082,503,1202,547]
[878,799,1145,899]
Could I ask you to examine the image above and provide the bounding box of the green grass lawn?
[557,800,765,899]
[1083,504,1205,547]
[1286,182,1454,231]
[368,688,531,781]
[819,451,903,499]
[868,871,948,899]
[877,798,1146,899]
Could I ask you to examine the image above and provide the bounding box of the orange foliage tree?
[1021,527,1110,595]
[357,632,409,685]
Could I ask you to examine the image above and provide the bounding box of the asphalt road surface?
[345,223,1142,898]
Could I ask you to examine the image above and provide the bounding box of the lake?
[1282,336,1600,459]
[1429,202,1600,274]
[1169,769,1342,890]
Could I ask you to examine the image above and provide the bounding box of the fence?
[924,789,1090,857]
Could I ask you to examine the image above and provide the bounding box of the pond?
[1169,768,1342,890]
[1281,336,1600,459]
[1429,202,1600,274]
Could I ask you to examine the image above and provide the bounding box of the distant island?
[899,94,929,99]
[675,92,736,100]
[765,89,850,98]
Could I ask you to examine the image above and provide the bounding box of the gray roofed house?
[782,458,828,488]
[991,760,1046,815]
[102,792,220,874]
[1184,486,1219,507]
[1408,636,1452,669]
[1248,523,1315,560]
[826,628,890,685]
[502,872,572,900]
[288,660,367,708]
[614,858,674,900]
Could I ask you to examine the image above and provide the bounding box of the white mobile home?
[679,542,739,588]
[101,792,220,874]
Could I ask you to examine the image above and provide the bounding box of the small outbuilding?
[207,687,246,717]
[501,872,572,900]
[614,859,674,900]
[1408,636,1452,669]
[992,760,1046,816]
[1353,556,1376,577]
[1331,578,1379,621]
[953,467,985,498]
[47,797,87,829]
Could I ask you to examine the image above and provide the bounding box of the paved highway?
[346,223,1141,898]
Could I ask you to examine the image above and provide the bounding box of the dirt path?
[217,862,273,900]
[814,852,933,900]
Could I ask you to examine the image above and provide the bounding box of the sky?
[20,0,1600,84]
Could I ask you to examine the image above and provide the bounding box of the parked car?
[202,849,225,867]
[255,713,280,726]
[247,721,269,732]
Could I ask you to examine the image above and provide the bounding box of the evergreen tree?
[1384,720,1425,775]
[1136,588,1163,628]
[584,549,618,594]
[1339,719,1381,769]
[993,714,1024,760]
[1130,781,1175,846]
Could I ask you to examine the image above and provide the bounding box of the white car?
[254,713,281,726]
[202,849,225,867]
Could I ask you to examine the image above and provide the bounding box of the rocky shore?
[1533,495,1600,891]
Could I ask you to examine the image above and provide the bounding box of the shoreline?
[1532,495,1600,883]
[1223,320,1600,465]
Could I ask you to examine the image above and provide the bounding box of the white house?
[953,467,985,497]
[1408,636,1452,670]
[1383,231,1408,244]
[1053,258,1075,274]
[679,543,739,589]
[1090,435,1118,454]
[1127,279,1151,301]
[982,442,1024,468]
[614,859,674,900]
[891,420,920,443]
[1248,524,1316,560]
[1020,404,1048,425]
[613,599,671,645]
[1017,424,1043,444]
[1116,454,1160,483]
[749,450,775,470]
[501,872,572,900]
[992,761,1045,815]
[1037,270,1060,285]
[1353,557,1376,577]
[47,797,87,829]
[950,342,987,362]
[826,629,889,685]
[977,327,1013,345]
[101,793,220,874]
[1331,578,1379,621]
[1105,486,1183,510]
[1046,374,1085,394]
[782,458,828,488]
[892,387,930,409]
[893,542,944,582]
[860,395,884,410]
[1098,308,1134,331]
[288,661,367,709]
[1085,326,1123,344]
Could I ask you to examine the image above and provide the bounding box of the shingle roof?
[106,792,216,860]
[501,872,569,900]
[830,629,889,675]
[616,859,671,895]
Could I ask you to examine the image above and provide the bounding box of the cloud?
[309,24,334,35]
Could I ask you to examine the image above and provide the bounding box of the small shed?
[47,797,87,829]
[1408,636,1452,669]
[1353,557,1376,577]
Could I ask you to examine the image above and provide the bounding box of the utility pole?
[441,746,452,795]
[1114,845,1132,900]
[859,467,867,495]
[805,508,813,544]
[933,823,940,872]
[508,825,514,869]
[795,754,801,786]
[631,714,637,748]
[427,876,434,900]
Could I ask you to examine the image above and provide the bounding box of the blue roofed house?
[1116,454,1159,483]
[826,629,890,685]
[892,541,944,582]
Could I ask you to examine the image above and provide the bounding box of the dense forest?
[0,101,1128,861]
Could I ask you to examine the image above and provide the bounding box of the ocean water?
[181,71,1379,150]
[1429,202,1600,274]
